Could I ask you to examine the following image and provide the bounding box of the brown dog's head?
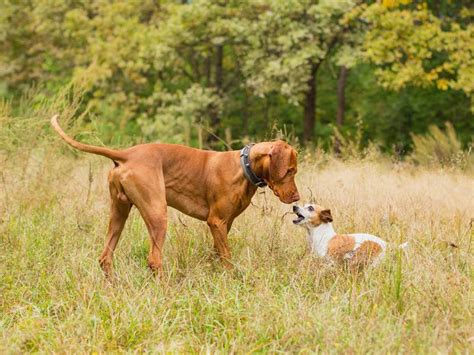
[264,140,300,204]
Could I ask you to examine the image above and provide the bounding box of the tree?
[362,2,474,109]
[336,66,349,128]
[0,0,471,151]
[242,0,363,143]
[334,65,349,154]
[147,0,251,146]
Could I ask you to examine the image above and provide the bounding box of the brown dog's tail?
[51,114,127,163]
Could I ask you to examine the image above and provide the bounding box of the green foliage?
[0,0,472,151]
[0,85,86,155]
[345,64,473,153]
[362,2,474,108]
[331,118,382,161]
[242,0,359,104]
[138,84,222,145]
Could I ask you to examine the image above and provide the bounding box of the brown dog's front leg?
[207,216,233,269]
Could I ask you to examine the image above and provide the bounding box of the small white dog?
[293,204,407,268]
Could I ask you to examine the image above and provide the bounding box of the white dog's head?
[292,204,333,228]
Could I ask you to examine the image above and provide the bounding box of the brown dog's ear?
[320,209,333,223]
[268,142,290,181]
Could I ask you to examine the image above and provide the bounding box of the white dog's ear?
[320,209,333,223]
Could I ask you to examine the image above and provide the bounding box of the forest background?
[1,0,472,156]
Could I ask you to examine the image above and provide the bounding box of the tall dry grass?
[1,91,473,351]
[1,135,472,352]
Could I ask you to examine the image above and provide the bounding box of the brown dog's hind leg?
[99,182,132,277]
[120,168,168,276]
[139,206,167,276]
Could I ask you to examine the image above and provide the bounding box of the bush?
[410,122,473,169]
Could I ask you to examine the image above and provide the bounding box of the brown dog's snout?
[292,191,300,202]
[273,184,300,203]
[285,194,299,203]
[279,190,299,204]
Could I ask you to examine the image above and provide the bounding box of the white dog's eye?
[307,206,314,212]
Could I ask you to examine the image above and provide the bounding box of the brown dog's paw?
[221,258,234,271]
[99,257,113,278]
[147,258,164,278]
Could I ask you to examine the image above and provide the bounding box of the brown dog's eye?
[307,206,314,212]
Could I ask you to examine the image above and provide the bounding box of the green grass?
[1,151,473,352]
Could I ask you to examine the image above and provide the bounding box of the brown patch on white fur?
[349,241,383,268]
[327,234,356,261]
[309,206,333,227]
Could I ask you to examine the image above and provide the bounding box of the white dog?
[293,204,407,269]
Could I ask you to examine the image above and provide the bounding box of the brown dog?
[51,115,300,275]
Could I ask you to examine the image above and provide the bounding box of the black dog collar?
[239,143,267,188]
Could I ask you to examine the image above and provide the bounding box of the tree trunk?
[334,65,348,154]
[303,62,319,144]
[208,45,224,144]
[336,66,348,127]
[242,90,249,136]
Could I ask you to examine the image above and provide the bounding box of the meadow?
[1,142,472,352]
[1,0,473,352]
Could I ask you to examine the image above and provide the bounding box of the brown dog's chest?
[165,187,210,221]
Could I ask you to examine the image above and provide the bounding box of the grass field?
[0,148,473,352]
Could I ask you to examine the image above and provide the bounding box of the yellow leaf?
[437,79,449,90]
[383,0,397,8]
